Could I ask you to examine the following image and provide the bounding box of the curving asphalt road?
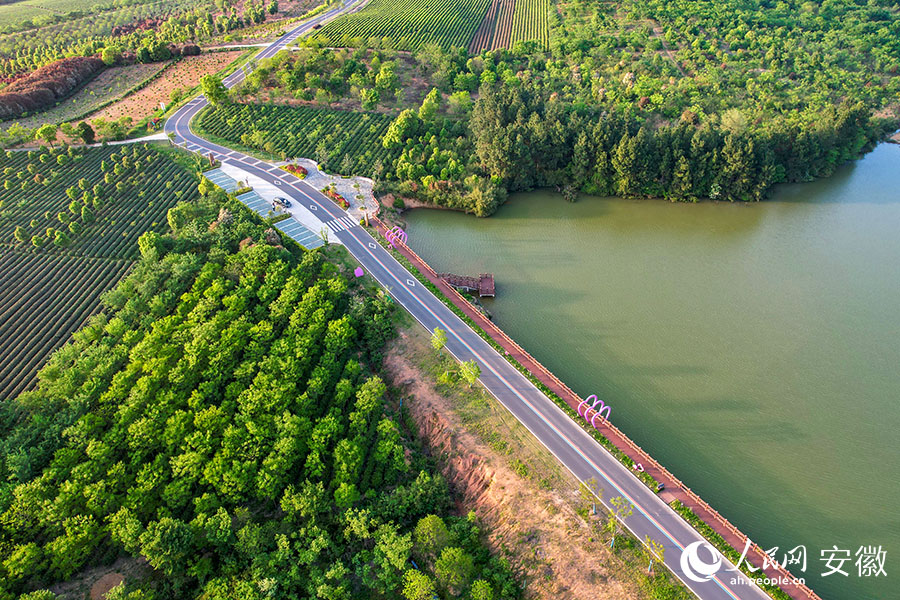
[166,12,775,600]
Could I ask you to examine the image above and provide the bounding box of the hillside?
[0,183,519,599]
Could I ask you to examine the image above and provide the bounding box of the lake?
[404,142,900,600]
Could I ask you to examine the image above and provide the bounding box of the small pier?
[438,273,495,297]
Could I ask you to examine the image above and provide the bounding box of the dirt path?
[385,329,646,600]
[651,23,687,78]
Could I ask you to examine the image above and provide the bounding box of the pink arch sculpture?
[385,226,408,248]
[578,394,611,428]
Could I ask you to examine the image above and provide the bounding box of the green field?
[199,103,400,176]
[0,144,198,397]
[0,249,131,399]
[510,0,551,49]
[0,3,47,27]
[313,0,491,51]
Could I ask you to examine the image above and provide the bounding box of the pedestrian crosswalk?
[324,215,358,233]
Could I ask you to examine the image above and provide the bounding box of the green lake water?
[404,142,900,600]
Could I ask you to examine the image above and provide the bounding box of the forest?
[193,0,899,214]
[0,181,517,599]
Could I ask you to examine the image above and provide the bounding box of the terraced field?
[199,103,400,175]
[313,0,491,51]
[0,144,198,397]
[11,62,169,130]
[87,50,247,124]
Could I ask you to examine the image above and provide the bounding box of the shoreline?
[369,214,822,600]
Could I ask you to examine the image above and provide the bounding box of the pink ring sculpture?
[385,226,408,248]
[580,394,611,429]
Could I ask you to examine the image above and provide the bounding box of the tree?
[36,123,57,147]
[139,518,194,576]
[13,226,27,243]
[81,205,94,223]
[54,230,71,247]
[448,91,472,114]
[470,580,494,600]
[3,543,45,583]
[418,88,440,122]
[75,121,95,144]
[340,153,353,174]
[201,75,230,107]
[430,327,447,352]
[434,546,474,595]
[605,496,633,547]
[46,515,102,579]
[459,360,480,387]
[413,514,449,557]
[138,231,163,260]
[375,62,398,93]
[334,482,361,509]
[198,176,215,196]
[267,0,278,15]
[580,476,603,514]
[18,592,57,600]
[402,570,436,600]
[101,46,121,66]
[720,108,747,135]
[360,87,380,110]
[136,46,152,63]
[643,534,665,574]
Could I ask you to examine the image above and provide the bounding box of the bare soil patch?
[88,51,246,124]
[385,327,649,600]
[48,556,149,600]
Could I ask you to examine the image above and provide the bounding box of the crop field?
[0,145,194,258]
[0,144,198,396]
[200,103,400,175]
[313,0,491,51]
[0,4,46,28]
[0,0,211,73]
[88,51,247,124]
[509,0,550,49]
[468,0,514,53]
[10,62,169,130]
[0,250,131,399]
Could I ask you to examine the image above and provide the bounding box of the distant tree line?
[470,82,889,203]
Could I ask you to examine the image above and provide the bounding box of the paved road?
[166,13,774,600]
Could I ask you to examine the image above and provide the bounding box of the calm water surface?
[404,143,900,599]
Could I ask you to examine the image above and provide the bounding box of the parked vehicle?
[274,196,291,208]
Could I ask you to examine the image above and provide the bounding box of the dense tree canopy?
[0,184,517,599]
